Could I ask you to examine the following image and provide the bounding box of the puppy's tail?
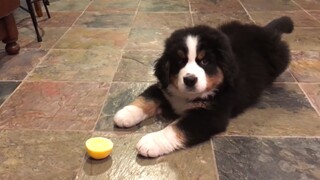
[265,16,294,34]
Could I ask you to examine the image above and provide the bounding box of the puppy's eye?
[200,59,209,66]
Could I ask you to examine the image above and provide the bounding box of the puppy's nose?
[183,75,197,87]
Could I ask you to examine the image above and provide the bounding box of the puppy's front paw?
[114,105,147,128]
[136,126,184,157]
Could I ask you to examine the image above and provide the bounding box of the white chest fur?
[164,85,215,115]
[164,93,190,115]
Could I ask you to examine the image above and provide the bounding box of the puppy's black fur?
[138,17,293,147]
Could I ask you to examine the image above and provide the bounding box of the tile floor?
[0,0,320,179]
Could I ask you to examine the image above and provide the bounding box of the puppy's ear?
[217,33,238,87]
[154,55,170,88]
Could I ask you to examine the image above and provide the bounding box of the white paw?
[114,105,147,128]
[136,125,184,157]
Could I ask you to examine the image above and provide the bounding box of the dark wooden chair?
[20,0,51,42]
[0,0,20,55]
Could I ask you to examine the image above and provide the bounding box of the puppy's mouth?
[183,86,201,94]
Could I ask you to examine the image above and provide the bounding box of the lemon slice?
[85,137,113,159]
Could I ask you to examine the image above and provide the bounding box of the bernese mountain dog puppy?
[114,16,294,157]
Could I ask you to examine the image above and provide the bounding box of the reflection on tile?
[87,0,140,12]
[54,28,129,50]
[0,82,109,130]
[294,0,320,10]
[113,51,160,82]
[76,133,218,180]
[227,84,320,136]
[193,12,252,26]
[17,12,81,28]
[95,115,168,133]
[126,28,170,51]
[0,129,90,179]
[101,82,152,116]
[250,11,320,27]
[49,0,91,12]
[300,83,320,114]
[18,27,68,49]
[75,12,134,28]
[213,136,320,180]
[291,50,320,61]
[13,8,29,26]
[0,49,48,80]
[284,28,320,51]
[0,82,20,105]
[290,51,320,82]
[190,0,244,13]
[29,50,121,82]
[133,13,192,30]
[241,0,299,11]
[140,0,189,12]
[275,70,295,82]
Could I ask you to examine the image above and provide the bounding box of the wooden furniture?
[20,0,51,42]
[0,0,20,55]
[34,1,43,17]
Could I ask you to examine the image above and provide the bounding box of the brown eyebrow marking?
[197,50,206,60]
[177,50,186,59]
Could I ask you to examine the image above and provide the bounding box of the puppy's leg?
[137,108,229,157]
[114,84,162,128]
[136,121,184,157]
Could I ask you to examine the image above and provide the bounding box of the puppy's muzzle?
[183,74,197,88]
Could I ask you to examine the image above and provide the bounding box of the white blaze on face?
[177,35,207,93]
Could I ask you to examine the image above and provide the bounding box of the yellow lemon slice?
[85,137,113,159]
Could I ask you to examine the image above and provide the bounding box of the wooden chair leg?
[2,14,20,55]
[34,1,43,17]
[26,0,42,42]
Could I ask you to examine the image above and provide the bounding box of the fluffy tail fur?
[265,16,294,34]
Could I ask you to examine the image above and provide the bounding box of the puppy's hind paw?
[114,105,147,128]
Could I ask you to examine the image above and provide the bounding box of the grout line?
[288,70,298,83]
[210,139,220,180]
[135,10,190,13]
[237,0,256,24]
[297,83,320,116]
[273,81,298,84]
[0,80,22,83]
[22,0,94,83]
[286,66,320,115]
[89,82,115,133]
[47,48,161,51]
[109,0,142,84]
[291,0,320,24]
[187,0,194,26]
[0,127,95,133]
[285,26,320,29]
[74,0,143,178]
[20,79,156,84]
[0,81,25,110]
[122,11,192,14]
[22,79,114,83]
[218,134,320,138]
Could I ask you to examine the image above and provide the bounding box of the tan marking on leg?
[130,97,160,117]
[206,68,224,91]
